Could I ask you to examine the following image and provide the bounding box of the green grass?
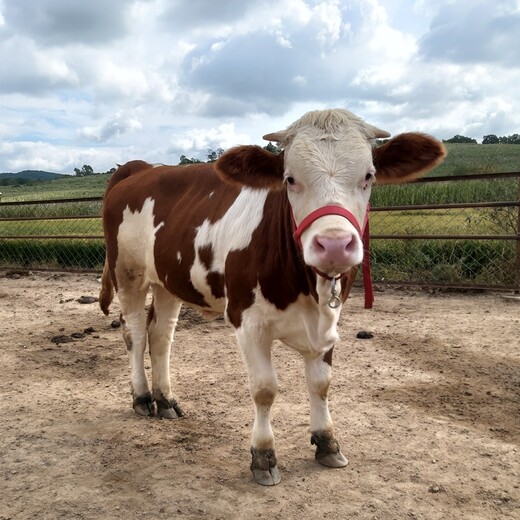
[0,218,102,237]
[370,239,517,287]
[0,239,105,269]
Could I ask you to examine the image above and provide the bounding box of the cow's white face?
[283,130,376,276]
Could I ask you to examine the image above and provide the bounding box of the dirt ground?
[0,271,519,520]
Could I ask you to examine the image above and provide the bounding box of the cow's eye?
[285,175,296,185]
[365,172,374,182]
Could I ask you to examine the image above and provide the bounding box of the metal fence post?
[516,176,520,293]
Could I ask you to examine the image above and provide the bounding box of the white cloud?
[169,122,250,156]
[0,36,79,94]
[78,113,143,143]
[0,0,520,173]
[1,0,132,46]
[0,140,125,173]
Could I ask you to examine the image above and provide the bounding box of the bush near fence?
[0,173,519,291]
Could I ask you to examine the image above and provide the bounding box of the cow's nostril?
[314,237,327,252]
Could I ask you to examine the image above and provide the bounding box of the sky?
[0,0,519,174]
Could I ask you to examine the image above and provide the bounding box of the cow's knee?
[305,356,332,398]
[252,386,276,407]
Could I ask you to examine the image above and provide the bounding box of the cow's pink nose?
[313,234,357,265]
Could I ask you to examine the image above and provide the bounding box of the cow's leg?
[236,328,281,486]
[118,285,153,416]
[147,284,183,419]
[305,348,348,468]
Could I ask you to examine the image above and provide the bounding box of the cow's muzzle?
[292,205,373,309]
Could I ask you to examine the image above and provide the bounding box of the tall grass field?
[1,144,519,288]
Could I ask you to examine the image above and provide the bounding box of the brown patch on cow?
[253,388,276,407]
[206,271,225,300]
[99,259,114,316]
[323,346,334,367]
[341,266,358,302]
[373,133,446,185]
[226,275,255,328]
[198,245,213,271]
[216,146,285,190]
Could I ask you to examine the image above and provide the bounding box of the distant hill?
[0,170,64,181]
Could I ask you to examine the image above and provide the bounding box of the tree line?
[443,133,520,144]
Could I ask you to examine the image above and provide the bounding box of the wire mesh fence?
[0,174,519,290]
[0,198,104,270]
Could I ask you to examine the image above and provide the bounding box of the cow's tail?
[99,258,114,316]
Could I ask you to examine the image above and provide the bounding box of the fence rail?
[0,172,519,291]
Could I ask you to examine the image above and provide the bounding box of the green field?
[0,173,110,202]
[426,143,520,177]
[0,143,519,203]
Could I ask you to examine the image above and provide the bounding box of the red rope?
[361,207,374,309]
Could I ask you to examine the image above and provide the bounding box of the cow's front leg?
[236,328,281,486]
[305,347,348,468]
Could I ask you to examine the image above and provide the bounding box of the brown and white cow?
[100,109,446,485]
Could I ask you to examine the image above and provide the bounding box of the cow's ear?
[215,145,284,189]
[373,133,447,185]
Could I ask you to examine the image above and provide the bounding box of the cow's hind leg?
[118,285,153,416]
[147,284,183,419]
[305,348,348,468]
[236,328,281,486]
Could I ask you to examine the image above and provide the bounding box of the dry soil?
[0,271,519,520]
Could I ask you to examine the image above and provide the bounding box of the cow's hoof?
[133,393,154,416]
[311,430,348,468]
[156,397,184,419]
[250,447,281,486]
[252,466,281,486]
[317,451,348,468]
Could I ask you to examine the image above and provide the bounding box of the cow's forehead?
[284,130,374,178]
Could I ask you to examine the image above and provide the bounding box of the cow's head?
[216,108,446,277]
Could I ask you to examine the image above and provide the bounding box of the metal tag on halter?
[328,276,342,309]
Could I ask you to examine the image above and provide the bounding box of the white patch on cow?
[190,188,269,308]
[116,196,164,287]
[177,251,182,264]
[239,279,341,359]
[208,191,214,198]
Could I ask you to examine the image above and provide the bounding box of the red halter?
[292,204,374,309]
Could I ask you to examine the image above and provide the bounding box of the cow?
[99,108,446,485]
